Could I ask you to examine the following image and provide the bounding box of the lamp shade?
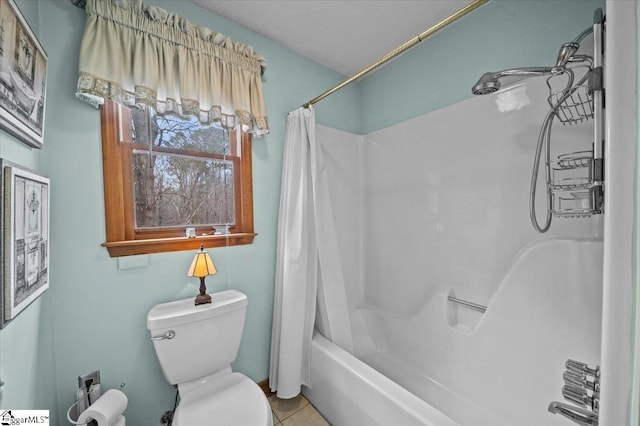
[188,246,217,278]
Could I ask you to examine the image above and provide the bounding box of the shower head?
[471,73,500,95]
[472,23,595,95]
[471,67,555,95]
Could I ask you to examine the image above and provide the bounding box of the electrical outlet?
[78,370,101,390]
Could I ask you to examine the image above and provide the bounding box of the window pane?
[132,151,235,228]
[99,100,255,256]
[131,107,230,156]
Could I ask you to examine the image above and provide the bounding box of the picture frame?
[0,159,49,328]
[0,0,48,149]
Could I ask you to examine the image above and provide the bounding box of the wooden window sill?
[102,233,257,257]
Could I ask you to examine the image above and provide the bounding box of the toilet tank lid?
[146,289,247,330]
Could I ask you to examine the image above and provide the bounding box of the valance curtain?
[76,0,269,136]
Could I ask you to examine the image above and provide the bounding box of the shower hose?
[530,67,590,233]
[530,109,555,233]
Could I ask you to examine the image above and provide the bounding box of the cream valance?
[76,0,269,136]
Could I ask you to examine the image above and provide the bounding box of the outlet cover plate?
[78,370,101,390]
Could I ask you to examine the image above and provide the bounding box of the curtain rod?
[302,0,489,108]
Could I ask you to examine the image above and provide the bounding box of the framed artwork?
[0,160,49,327]
[0,0,48,149]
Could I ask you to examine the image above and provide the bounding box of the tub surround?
[307,60,604,424]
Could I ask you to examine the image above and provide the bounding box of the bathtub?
[303,238,603,426]
[304,332,460,426]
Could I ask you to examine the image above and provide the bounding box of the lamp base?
[195,293,212,305]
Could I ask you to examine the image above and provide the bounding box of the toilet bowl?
[146,290,272,426]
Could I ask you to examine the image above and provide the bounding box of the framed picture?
[0,160,49,327]
[0,0,47,149]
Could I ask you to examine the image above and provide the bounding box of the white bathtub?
[304,332,460,426]
[303,238,603,426]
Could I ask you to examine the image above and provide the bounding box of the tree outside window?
[99,100,255,257]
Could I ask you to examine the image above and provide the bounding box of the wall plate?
[78,370,100,390]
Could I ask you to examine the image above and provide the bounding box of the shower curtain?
[269,107,353,398]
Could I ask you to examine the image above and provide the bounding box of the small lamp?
[188,244,217,305]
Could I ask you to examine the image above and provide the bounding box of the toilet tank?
[146,289,248,385]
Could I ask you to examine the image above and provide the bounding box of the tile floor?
[268,394,329,426]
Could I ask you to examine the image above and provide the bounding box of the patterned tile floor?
[269,394,329,426]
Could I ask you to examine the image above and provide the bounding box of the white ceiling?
[188,0,475,76]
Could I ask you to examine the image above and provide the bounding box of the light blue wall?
[0,0,59,422]
[0,1,358,425]
[358,0,605,134]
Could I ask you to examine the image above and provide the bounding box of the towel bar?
[447,296,487,313]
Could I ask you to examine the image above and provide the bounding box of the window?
[99,100,255,257]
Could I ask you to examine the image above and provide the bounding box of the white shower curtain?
[269,107,318,399]
[269,106,353,398]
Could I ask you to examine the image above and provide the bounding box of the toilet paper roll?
[77,389,128,426]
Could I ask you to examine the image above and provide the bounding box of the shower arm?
[471,67,556,95]
[472,19,597,97]
[494,67,555,79]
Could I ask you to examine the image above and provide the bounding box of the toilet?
[146,290,272,426]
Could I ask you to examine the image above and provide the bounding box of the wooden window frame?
[99,99,256,257]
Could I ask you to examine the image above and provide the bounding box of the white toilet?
[146,289,272,426]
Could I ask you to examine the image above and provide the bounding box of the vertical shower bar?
[592,10,604,213]
[599,2,637,424]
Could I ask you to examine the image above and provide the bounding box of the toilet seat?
[173,372,272,426]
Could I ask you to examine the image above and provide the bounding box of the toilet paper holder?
[66,398,95,425]
[67,370,127,425]
[67,371,102,425]
[67,388,128,426]
[67,370,102,424]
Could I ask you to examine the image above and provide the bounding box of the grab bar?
[447,296,487,313]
